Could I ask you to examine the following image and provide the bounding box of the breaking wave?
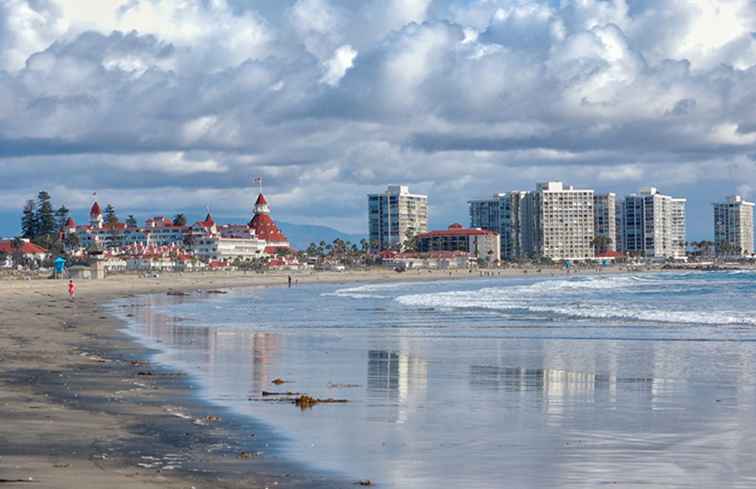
[324,282,417,299]
[395,273,756,327]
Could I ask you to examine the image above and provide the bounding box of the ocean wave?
[395,274,756,326]
[324,282,417,299]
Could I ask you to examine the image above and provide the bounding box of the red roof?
[0,240,48,255]
[195,213,215,228]
[597,250,622,258]
[65,217,76,227]
[249,213,288,243]
[255,193,268,206]
[90,202,102,216]
[416,227,495,239]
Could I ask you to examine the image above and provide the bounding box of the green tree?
[591,235,613,254]
[104,204,119,225]
[64,232,80,250]
[126,215,138,228]
[173,213,187,226]
[36,191,56,237]
[21,200,37,239]
[402,228,418,252]
[54,205,70,232]
[306,243,319,256]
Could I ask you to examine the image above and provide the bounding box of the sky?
[1,0,756,239]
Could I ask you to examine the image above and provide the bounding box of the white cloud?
[320,44,356,86]
[2,0,756,238]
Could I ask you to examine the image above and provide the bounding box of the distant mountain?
[278,221,365,250]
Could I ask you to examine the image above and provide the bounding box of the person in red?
[68,280,77,300]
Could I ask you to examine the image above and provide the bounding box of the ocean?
[114,271,756,488]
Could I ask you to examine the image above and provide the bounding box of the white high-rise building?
[670,198,687,258]
[526,182,595,260]
[621,187,686,259]
[368,185,429,251]
[714,195,754,256]
[593,193,617,254]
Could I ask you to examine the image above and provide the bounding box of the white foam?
[395,274,756,326]
[324,282,417,299]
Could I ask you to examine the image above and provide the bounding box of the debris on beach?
[206,290,228,294]
[271,378,288,385]
[355,480,373,486]
[293,395,349,410]
[137,371,153,376]
[166,291,188,296]
[129,360,147,367]
[79,352,109,363]
[205,415,222,423]
[239,451,257,459]
[262,391,302,397]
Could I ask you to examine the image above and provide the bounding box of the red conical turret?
[249,193,287,243]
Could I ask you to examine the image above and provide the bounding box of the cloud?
[320,44,357,86]
[1,0,756,238]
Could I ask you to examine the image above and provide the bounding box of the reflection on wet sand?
[367,350,427,424]
[470,365,654,396]
[125,294,282,400]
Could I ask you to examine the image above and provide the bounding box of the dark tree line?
[20,191,75,251]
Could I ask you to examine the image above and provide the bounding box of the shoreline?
[0,266,666,488]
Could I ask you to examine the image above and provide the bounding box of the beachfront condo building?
[525,182,595,260]
[469,183,595,261]
[368,185,429,251]
[620,187,686,259]
[593,193,618,255]
[468,192,527,260]
[670,198,687,258]
[713,195,754,256]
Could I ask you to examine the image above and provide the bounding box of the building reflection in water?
[367,350,428,424]
[470,365,654,400]
[124,294,282,399]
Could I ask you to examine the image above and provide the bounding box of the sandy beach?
[0,266,661,488]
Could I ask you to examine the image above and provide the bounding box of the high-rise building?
[593,193,617,254]
[526,182,595,260]
[468,192,527,260]
[368,185,428,251]
[670,198,687,258]
[615,200,625,253]
[713,195,754,256]
[621,187,686,259]
[468,194,502,232]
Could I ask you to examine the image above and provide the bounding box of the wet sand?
[0,266,661,488]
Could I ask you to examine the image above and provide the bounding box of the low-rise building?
[381,251,474,270]
[415,224,500,264]
[0,239,49,264]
